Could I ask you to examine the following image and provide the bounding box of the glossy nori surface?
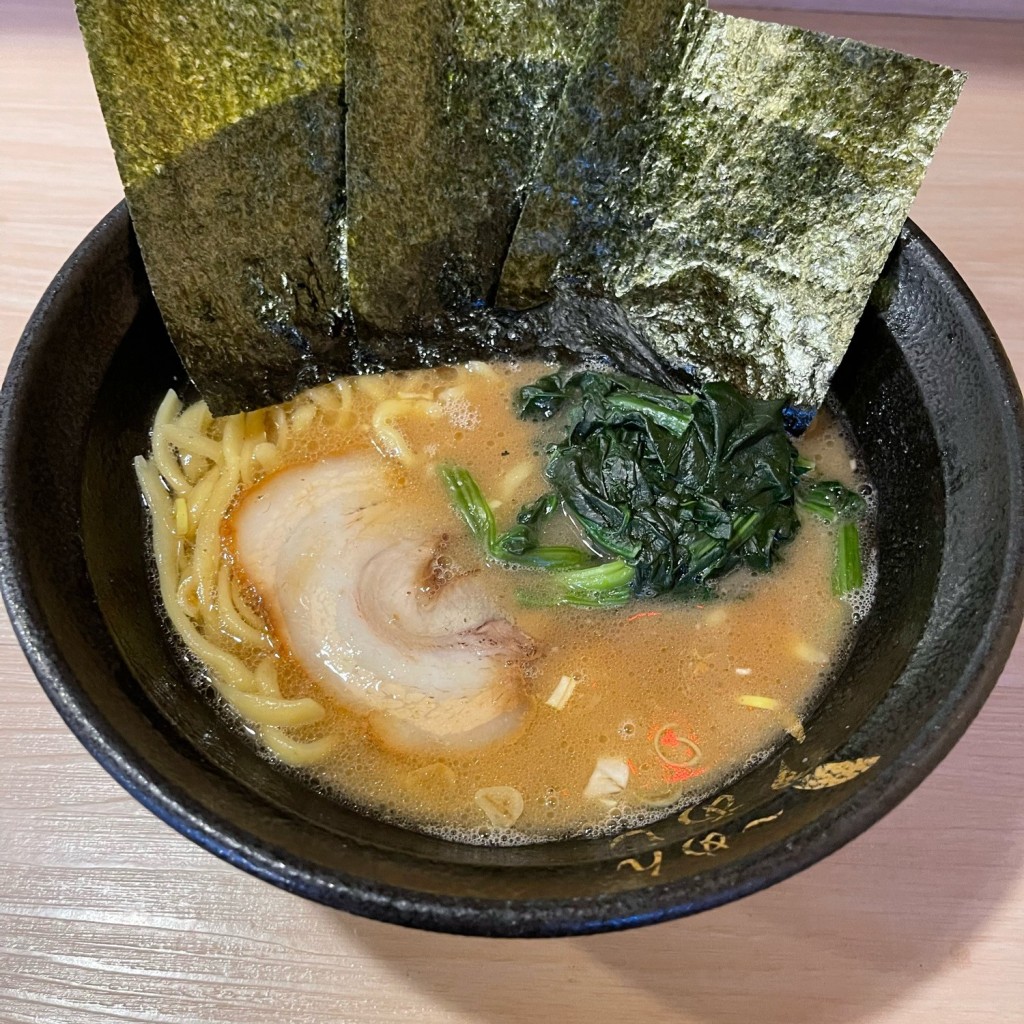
[77,0,962,417]
[496,0,705,310]
[500,8,965,407]
[345,0,590,332]
[1,206,1022,936]
[75,0,348,415]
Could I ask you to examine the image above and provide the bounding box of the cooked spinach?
[438,465,592,571]
[796,479,867,523]
[441,368,867,604]
[438,464,633,608]
[833,521,865,596]
[519,368,867,598]
[517,559,636,609]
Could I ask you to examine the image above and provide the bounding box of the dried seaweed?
[345,0,592,333]
[78,0,964,412]
[500,9,965,406]
[75,0,349,414]
[496,0,707,310]
[339,286,692,396]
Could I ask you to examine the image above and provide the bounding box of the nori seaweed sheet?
[340,287,695,396]
[345,0,592,333]
[78,0,964,412]
[75,0,349,415]
[500,9,965,406]
[496,0,707,310]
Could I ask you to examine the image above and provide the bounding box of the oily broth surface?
[213,363,864,843]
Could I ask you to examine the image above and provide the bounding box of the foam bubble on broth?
[144,362,873,845]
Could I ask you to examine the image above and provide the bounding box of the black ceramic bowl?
[2,204,1023,937]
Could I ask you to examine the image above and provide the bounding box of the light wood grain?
[721,1,1024,20]
[2,6,1023,1023]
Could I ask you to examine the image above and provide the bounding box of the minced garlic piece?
[475,786,524,827]
[583,757,630,803]
[545,675,577,711]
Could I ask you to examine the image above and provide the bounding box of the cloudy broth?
[206,362,870,844]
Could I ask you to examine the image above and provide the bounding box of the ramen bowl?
[2,204,1022,936]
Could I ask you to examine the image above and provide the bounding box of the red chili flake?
[626,758,638,775]
[626,611,661,622]
[661,728,679,747]
[663,764,707,783]
[647,716,692,742]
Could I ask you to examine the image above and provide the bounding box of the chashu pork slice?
[229,454,532,754]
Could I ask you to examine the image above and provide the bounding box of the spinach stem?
[438,465,496,547]
[605,394,695,436]
[833,521,864,595]
[517,559,636,608]
[439,464,596,576]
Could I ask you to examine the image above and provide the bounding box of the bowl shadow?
[329,676,1024,1022]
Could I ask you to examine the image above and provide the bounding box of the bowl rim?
[3,203,1024,937]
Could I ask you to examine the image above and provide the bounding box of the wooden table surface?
[2,4,1023,1021]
